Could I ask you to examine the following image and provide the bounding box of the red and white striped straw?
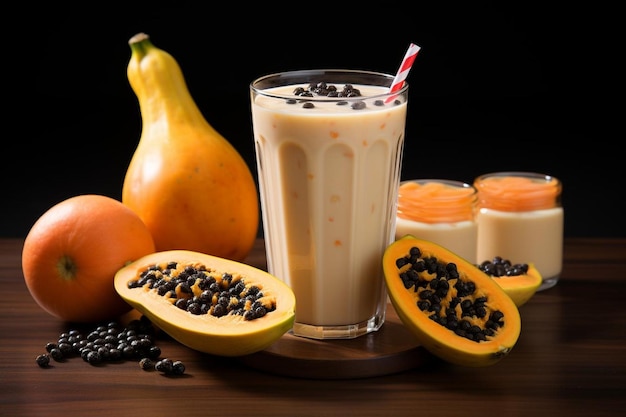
[386,43,421,102]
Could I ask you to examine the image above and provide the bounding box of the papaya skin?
[123,33,259,262]
[490,264,542,307]
[383,235,521,367]
[114,250,296,357]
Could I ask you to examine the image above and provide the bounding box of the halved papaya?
[114,250,295,357]
[476,257,542,307]
[383,235,521,367]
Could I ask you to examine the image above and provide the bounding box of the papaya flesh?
[476,257,542,307]
[114,250,295,357]
[383,235,521,367]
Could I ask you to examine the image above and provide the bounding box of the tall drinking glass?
[250,70,408,339]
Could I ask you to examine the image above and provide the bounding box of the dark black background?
[3,4,622,238]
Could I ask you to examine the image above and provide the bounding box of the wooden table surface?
[1,237,625,417]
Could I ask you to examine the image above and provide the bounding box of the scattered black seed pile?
[395,246,506,342]
[476,256,529,277]
[35,315,185,376]
[127,262,275,321]
[288,82,401,109]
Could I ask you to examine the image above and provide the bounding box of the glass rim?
[400,178,476,190]
[250,69,408,101]
[474,171,559,184]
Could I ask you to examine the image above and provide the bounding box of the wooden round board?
[238,304,433,379]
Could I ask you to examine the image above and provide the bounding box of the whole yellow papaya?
[123,33,259,262]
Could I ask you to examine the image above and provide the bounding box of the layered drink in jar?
[250,70,408,339]
[395,179,478,262]
[474,172,563,291]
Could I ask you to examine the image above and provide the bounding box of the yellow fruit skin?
[491,263,542,307]
[123,33,259,262]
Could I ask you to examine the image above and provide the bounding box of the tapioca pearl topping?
[290,82,368,109]
[350,101,367,110]
[288,82,403,109]
[310,82,337,96]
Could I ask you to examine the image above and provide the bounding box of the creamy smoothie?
[250,70,407,338]
[396,220,477,260]
[395,180,477,262]
[474,172,563,290]
[476,207,563,279]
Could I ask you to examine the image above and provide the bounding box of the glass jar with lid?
[474,171,563,291]
[395,179,478,262]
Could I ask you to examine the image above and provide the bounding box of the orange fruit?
[21,194,156,323]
